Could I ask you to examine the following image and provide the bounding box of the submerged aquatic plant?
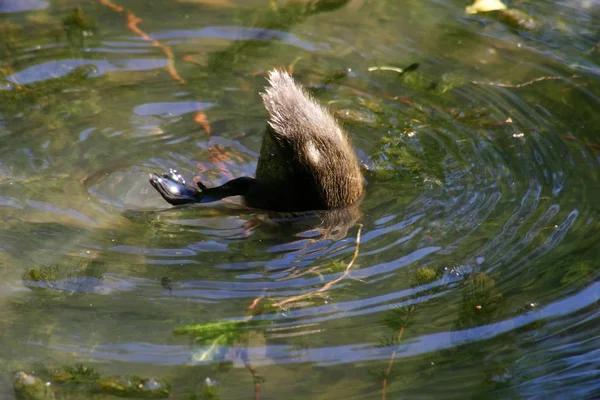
[174,319,259,345]
[52,364,100,384]
[378,266,441,399]
[94,376,171,398]
[12,371,55,400]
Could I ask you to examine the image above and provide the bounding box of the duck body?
[150,69,363,212]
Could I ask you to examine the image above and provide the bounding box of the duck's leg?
[149,169,256,206]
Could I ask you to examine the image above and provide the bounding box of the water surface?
[1,0,599,399]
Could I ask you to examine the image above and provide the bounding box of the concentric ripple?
[1,0,599,399]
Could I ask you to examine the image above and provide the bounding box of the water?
[1,0,599,399]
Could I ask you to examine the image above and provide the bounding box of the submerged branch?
[98,0,123,12]
[97,0,185,84]
[381,325,406,400]
[471,75,574,88]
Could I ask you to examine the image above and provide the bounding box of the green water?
[1,0,599,399]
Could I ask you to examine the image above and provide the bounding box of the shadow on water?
[1,0,600,399]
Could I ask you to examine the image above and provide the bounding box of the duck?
[149,69,364,213]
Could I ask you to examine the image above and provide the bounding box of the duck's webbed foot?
[149,169,205,206]
[150,169,256,207]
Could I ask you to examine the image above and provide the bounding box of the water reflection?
[1,0,600,399]
[34,279,600,364]
[0,0,48,13]
[7,59,169,84]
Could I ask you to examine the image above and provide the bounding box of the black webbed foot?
[150,169,256,207]
[149,169,204,206]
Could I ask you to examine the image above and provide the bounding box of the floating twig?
[368,66,405,74]
[368,63,420,78]
[273,224,363,308]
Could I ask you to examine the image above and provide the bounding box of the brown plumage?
[150,69,364,212]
